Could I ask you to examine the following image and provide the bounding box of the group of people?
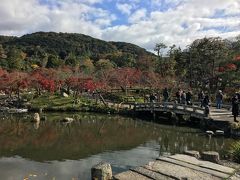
[198,91,210,108]
[150,88,197,106]
[198,90,239,121]
[148,88,240,122]
[175,89,193,105]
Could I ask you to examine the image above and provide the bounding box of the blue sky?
[0,0,240,51]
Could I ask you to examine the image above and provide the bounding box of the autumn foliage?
[234,55,240,61]
[0,66,167,98]
[225,63,237,71]
[217,63,237,73]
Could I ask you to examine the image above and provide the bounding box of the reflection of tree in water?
[156,126,232,157]
[0,112,235,161]
[0,113,162,161]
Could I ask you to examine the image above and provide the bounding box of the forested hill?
[0,32,154,68]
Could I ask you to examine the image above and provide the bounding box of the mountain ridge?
[0,32,155,61]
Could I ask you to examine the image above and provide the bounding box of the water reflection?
[0,112,235,179]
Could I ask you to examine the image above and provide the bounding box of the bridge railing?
[134,102,207,117]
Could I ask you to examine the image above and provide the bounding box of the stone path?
[209,108,239,122]
[114,154,238,180]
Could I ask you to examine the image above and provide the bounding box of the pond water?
[0,112,235,180]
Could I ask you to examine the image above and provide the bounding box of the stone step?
[148,159,222,180]
[131,166,174,180]
[167,154,235,174]
[157,156,232,179]
[114,170,151,180]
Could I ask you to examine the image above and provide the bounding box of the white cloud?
[0,0,116,38]
[116,3,133,15]
[128,8,147,23]
[103,0,240,50]
[0,0,240,51]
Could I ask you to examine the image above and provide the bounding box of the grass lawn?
[30,94,91,109]
[28,94,116,113]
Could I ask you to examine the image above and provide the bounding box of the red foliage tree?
[30,68,57,94]
[113,68,142,89]
[217,67,225,72]
[234,55,240,61]
[225,63,237,71]
[0,69,9,94]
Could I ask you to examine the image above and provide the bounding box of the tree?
[95,59,114,72]
[187,37,231,89]
[113,68,142,94]
[154,43,167,77]
[154,43,167,59]
[6,48,25,70]
[80,57,95,74]
[65,53,79,67]
[137,54,156,72]
[0,44,8,69]
[0,44,6,59]
[46,55,61,68]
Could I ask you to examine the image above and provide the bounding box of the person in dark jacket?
[181,91,186,104]
[203,94,210,116]
[163,88,169,102]
[198,90,205,107]
[232,94,239,122]
[150,93,156,103]
[186,90,192,105]
[176,89,181,103]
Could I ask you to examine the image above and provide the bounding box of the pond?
[0,112,235,180]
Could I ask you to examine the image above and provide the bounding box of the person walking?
[198,90,205,107]
[176,89,181,104]
[232,94,239,122]
[163,88,169,102]
[181,91,186,104]
[186,90,192,105]
[216,90,223,109]
[150,93,156,103]
[203,94,210,116]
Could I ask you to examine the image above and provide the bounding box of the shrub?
[229,141,240,163]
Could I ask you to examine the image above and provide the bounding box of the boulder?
[33,121,40,129]
[184,150,200,159]
[62,92,69,97]
[91,162,112,180]
[62,117,74,123]
[201,151,220,163]
[33,113,40,122]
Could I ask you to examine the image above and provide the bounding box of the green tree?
[154,43,167,59]
[137,54,156,72]
[0,44,8,69]
[95,59,114,71]
[80,57,95,74]
[6,48,25,70]
[46,54,61,68]
[65,53,79,67]
[0,44,6,58]
[154,43,167,77]
[188,37,231,89]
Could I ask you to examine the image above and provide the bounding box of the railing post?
[192,107,196,113]
[173,102,177,110]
